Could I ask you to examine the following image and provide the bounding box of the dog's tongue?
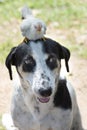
[38,97,50,103]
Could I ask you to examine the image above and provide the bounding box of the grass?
[0,0,87,63]
[0,116,5,130]
[0,0,87,28]
[65,43,87,59]
[0,40,16,62]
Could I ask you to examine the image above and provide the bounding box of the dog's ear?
[58,45,70,72]
[44,38,70,72]
[5,47,17,80]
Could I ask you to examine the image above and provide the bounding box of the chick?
[20,6,47,40]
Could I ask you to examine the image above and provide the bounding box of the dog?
[4,37,83,130]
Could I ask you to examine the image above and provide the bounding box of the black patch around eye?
[46,55,58,70]
[22,56,36,72]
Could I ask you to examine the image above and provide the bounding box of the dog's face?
[6,38,70,104]
[17,41,61,103]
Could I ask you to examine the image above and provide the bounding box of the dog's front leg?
[7,126,19,130]
[2,113,19,130]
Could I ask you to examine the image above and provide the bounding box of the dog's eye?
[46,55,58,70]
[23,56,36,72]
[24,58,34,65]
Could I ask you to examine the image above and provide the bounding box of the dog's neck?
[32,99,54,121]
[19,81,54,121]
[22,88,54,121]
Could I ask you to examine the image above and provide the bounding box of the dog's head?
[6,38,70,103]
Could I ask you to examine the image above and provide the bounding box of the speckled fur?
[3,39,83,130]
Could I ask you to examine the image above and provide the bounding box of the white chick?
[20,6,47,40]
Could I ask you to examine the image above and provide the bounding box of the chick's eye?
[23,56,36,72]
[46,55,58,70]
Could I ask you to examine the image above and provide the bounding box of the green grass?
[65,43,87,59]
[0,40,15,62]
[0,125,5,130]
[0,0,87,29]
[0,116,5,130]
[0,0,87,63]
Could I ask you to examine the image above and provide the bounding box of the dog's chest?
[16,107,72,130]
[34,109,72,130]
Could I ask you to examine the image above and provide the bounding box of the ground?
[0,25,87,129]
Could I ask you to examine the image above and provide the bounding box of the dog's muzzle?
[39,87,52,97]
[37,87,52,103]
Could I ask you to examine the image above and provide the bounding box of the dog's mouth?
[37,97,50,103]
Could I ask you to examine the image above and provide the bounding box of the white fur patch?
[2,113,18,130]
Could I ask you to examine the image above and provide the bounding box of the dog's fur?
[4,38,83,130]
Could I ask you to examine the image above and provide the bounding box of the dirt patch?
[0,19,22,44]
[0,63,12,113]
[68,55,87,129]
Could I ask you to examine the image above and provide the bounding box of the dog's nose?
[39,87,52,97]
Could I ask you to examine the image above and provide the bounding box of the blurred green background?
[0,0,87,63]
[0,0,87,129]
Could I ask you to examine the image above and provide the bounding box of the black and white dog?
[5,38,83,130]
